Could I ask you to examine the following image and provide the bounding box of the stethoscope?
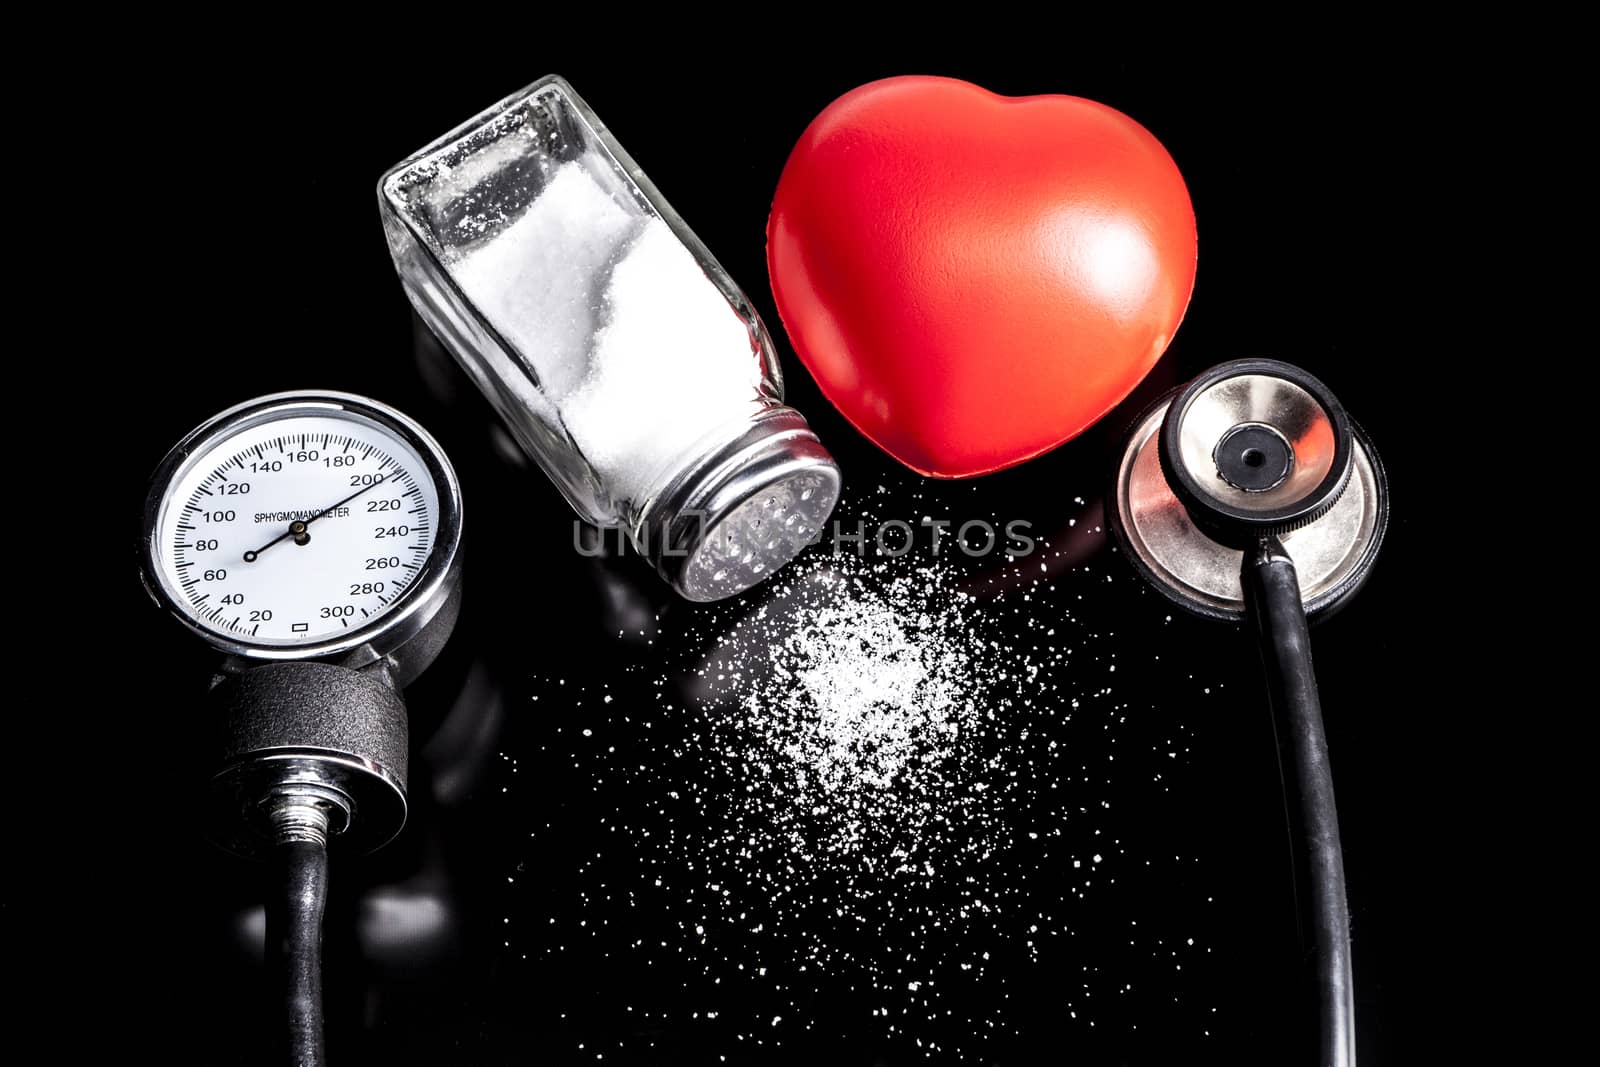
[1108,358,1390,1067]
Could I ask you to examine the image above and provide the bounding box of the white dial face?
[153,406,441,647]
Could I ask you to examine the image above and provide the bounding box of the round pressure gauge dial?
[141,391,463,670]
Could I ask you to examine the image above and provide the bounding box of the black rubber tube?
[1242,537,1355,1067]
[268,839,328,1067]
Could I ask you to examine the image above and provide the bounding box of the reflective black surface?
[105,44,1434,1065]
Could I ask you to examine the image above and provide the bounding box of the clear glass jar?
[379,75,840,601]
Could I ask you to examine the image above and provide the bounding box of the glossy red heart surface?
[768,76,1197,477]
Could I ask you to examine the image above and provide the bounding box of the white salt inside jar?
[451,164,764,504]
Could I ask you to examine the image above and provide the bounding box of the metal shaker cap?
[643,407,840,602]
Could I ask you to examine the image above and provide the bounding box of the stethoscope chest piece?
[1110,358,1389,621]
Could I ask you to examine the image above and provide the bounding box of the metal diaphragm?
[1158,359,1354,545]
[1110,369,1388,622]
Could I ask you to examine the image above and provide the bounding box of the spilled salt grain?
[511,477,1225,1060]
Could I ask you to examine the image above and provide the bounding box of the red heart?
[767,76,1197,477]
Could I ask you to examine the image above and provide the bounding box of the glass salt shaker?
[379,75,841,601]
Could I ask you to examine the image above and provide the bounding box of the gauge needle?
[243,474,392,563]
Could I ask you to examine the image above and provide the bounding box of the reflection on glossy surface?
[420,658,504,809]
[359,886,457,965]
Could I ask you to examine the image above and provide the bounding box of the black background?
[85,40,1447,1066]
